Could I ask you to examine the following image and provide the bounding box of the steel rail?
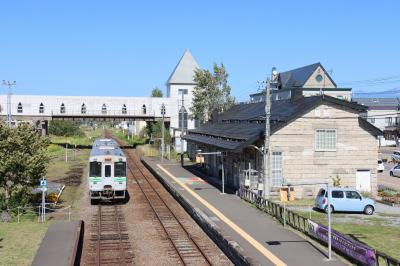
[125,150,212,266]
[97,204,101,266]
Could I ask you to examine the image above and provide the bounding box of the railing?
[51,109,164,117]
[4,205,72,223]
[239,186,400,266]
[239,187,308,233]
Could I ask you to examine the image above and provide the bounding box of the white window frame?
[315,129,337,151]
[271,151,283,187]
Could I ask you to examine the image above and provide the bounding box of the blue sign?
[40,179,47,187]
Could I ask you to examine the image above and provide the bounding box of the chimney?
[211,109,219,123]
[290,88,304,102]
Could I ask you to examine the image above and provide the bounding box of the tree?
[191,63,235,123]
[48,120,84,137]
[151,87,163,97]
[0,122,50,213]
[145,121,171,144]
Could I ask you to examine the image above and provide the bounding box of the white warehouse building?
[0,50,200,152]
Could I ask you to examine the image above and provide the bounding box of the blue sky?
[1,1,399,101]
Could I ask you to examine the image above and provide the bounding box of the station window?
[315,129,336,151]
[89,162,102,177]
[101,104,107,114]
[81,103,86,114]
[142,104,146,115]
[272,152,283,187]
[17,102,23,113]
[122,104,127,114]
[178,89,188,95]
[114,162,126,177]
[179,106,188,129]
[60,103,66,114]
[39,103,44,114]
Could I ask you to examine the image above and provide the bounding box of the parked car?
[389,165,400,177]
[391,151,400,162]
[377,160,385,173]
[315,188,375,215]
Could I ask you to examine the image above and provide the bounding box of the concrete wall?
[270,103,378,197]
[188,103,379,198]
[0,95,170,118]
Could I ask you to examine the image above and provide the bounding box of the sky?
[1,1,399,101]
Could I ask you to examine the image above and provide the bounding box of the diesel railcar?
[88,139,127,204]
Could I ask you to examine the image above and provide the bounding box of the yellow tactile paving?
[157,164,287,266]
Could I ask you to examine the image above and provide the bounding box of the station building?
[185,86,381,198]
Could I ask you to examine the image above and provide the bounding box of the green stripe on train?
[89,177,102,182]
[88,177,126,182]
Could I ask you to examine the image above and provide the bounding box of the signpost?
[40,177,47,223]
[282,181,332,260]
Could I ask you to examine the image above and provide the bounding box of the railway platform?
[142,156,345,266]
[32,220,83,266]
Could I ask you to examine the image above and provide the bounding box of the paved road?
[377,160,400,190]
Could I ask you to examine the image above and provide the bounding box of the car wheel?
[324,205,334,214]
[390,171,393,176]
[364,205,374,215]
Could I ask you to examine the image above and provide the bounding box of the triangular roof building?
[167,50,199,85]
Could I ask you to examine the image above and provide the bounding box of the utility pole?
[263,78,271,197]
[2,80,16,128]
[180,93,185,165]
[161,103,166,162]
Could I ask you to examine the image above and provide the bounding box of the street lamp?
[161,103,166,162]
[2,80,16,128]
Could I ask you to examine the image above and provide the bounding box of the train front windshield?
[115,162,126,177]
[90,162,102,177]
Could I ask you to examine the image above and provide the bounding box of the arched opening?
[39,103,44,114]
[81,103,86,114]
[60,103,66,114]
[179,106,188,129]
[101,104,107,114]
[122,104,127,114]
[17,102,23,113]
[142,104,146,115]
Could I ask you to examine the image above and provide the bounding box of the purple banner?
[308,220,376,265]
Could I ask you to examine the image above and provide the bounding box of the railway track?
[87,204,134,265]
[125,150,213,266]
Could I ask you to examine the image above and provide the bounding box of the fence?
[5,205,72,223]
[239,187,400,266]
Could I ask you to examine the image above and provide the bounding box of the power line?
[338,74,400,86]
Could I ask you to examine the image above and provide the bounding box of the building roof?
[279,62,337,88]
[167,50,199,85]
[184,95,381,151]
[353,98,399,110]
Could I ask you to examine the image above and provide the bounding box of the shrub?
[49,120,84,137]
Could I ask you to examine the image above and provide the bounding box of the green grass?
[50,127,103,146]
[0,221,50,266]
[109,128,147,146]
[273,198,315,206]
[45,149,90,207]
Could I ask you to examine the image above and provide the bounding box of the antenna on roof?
[257,80,266,92]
